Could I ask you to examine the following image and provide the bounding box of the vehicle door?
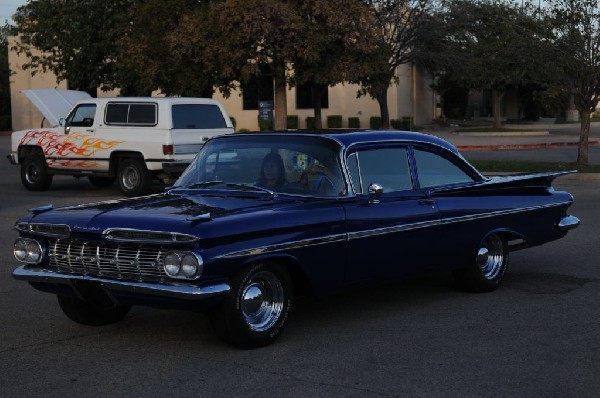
[47,103,99,170]
[343,145,442,283]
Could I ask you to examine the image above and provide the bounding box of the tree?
[550,0,600,166]
[354,0,431,129]
[414,1,551,128]
[12,0,130,96]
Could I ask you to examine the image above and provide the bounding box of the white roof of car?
[22,89,92,127]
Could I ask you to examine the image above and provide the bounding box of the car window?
[105,103,157,126]
[65,104,96,127]
[172,104,227,129]
[347,147,413,194]
[413,149,474,188]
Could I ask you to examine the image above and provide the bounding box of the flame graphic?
[20,130,124,158]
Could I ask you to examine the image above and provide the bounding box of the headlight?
[162,251,203,280]
[14,238,43,264]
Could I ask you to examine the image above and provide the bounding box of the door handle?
[86,128,95,133]
[418,199,436,207]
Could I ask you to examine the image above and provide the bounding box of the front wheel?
[209,263,293,349]
[57,295,131,326]
[453,233,509,292]
[117,158,153,197]
[21,154,53,191]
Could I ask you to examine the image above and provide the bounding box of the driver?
[257,152,286,189]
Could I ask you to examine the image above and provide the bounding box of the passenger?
[257,152,286,189]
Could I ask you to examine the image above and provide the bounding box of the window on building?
[241,71,274,110]
[296,83,329,109]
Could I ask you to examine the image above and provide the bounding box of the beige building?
[8,36,438,132]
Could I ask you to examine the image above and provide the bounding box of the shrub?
[348,117,360,128]
[305,116,315,129]
[287,115,298,129]
[258,119,273,131]
[327,115,342,128]
[401,116,413,131]
[369,116,382,129]
[390,119,401,129]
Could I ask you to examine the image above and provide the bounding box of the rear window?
[172,104,227,129]
[105,102,157,126]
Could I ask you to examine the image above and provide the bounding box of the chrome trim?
[15,222,71,238]
[557,215,580,231]
[103,228,199,244]
[14,238,44,264]
[186,213,211,221]
[12,265,230,301]
[215,233,347,259]
[28,204,54,214]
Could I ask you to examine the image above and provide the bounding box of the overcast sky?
[0,0,25,22]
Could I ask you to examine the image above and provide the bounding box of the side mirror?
[59,118,65,127]
[368,183,383,204]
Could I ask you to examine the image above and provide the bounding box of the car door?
[47,103,99,170]
[343,145,442,283]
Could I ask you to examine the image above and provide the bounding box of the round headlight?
[14,239,28,261]
[26,240,42,263]
[163,252,181,277]
[180,254,199,278]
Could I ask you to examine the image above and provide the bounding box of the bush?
[390,119,401,129]
[369,116,382,130]
[0,115,11,131]
[327,115,342,128]
[258,119,273,131]
[348,117,360,128]
[401,116,413,131]
[305,116,315,129]
[287,115,298,129]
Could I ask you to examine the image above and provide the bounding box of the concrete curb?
[456,131,549,137]
[458,141,599,151]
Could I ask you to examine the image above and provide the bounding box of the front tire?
[21,154,53,191]
[453,233,509,292]
[57,295,131,326]
[210,263,293,349]
[118,158,153,197]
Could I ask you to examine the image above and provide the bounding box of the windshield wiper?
[223,183,276,197]
[186,181,226,189]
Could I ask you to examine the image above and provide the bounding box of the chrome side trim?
[215,233,347,259]
[15,222,71,238]
[103,228,199,244]
[557,215,580,231]
[12,266,230,301]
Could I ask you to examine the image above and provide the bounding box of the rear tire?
[21,154,53,191]
[89,176,116,188]
[118,158,153,197]
[453,233,509,292]
[57,295,131,326]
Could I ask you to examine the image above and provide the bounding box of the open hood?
[21,89,92,127]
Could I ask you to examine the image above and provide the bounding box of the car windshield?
[174,135,346,197]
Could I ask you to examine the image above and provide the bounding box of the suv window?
[65,104,96,127]
[105,102,157,126]
[172,104,227,129]
[347,147,413,194]
[413,149,474,188]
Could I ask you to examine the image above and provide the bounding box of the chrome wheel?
[25,163,40,184]
[121,165,140,191]
[241,270,284,332]
[476,234,505,280]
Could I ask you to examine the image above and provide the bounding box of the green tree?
[550,0,600,165]
[12,0,130,96]
[354,0,431,129]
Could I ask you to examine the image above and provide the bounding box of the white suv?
[8,90,234,196]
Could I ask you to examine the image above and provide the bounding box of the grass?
[454,127,536,133]
[470,159,600,173]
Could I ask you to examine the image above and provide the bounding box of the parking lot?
[1,135,599,397]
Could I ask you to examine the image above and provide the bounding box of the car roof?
[234,130,460,155]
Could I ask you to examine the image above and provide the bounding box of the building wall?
[8,36,436,132]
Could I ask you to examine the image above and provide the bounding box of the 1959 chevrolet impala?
[11,131,579,348]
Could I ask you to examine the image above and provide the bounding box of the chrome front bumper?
[12,265,230,301]
[7,153,17,165]
[557,215,580,231]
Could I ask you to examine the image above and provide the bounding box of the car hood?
[21,89,91,127]
[23,192,287,236]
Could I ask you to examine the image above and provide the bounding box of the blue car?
[11,131,580,348]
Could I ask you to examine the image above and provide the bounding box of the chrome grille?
[48,238,166,281]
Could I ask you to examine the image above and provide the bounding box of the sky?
[0,0,25,23]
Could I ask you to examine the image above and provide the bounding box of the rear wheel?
[118,158,153,197]
[453,233,509,292]
[57,295,131,326]
[89,176,116,188]
[209,263,293,349]
[21,154,53,191]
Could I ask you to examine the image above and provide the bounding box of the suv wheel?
[21,154,53,191]
[118,158,153,197]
